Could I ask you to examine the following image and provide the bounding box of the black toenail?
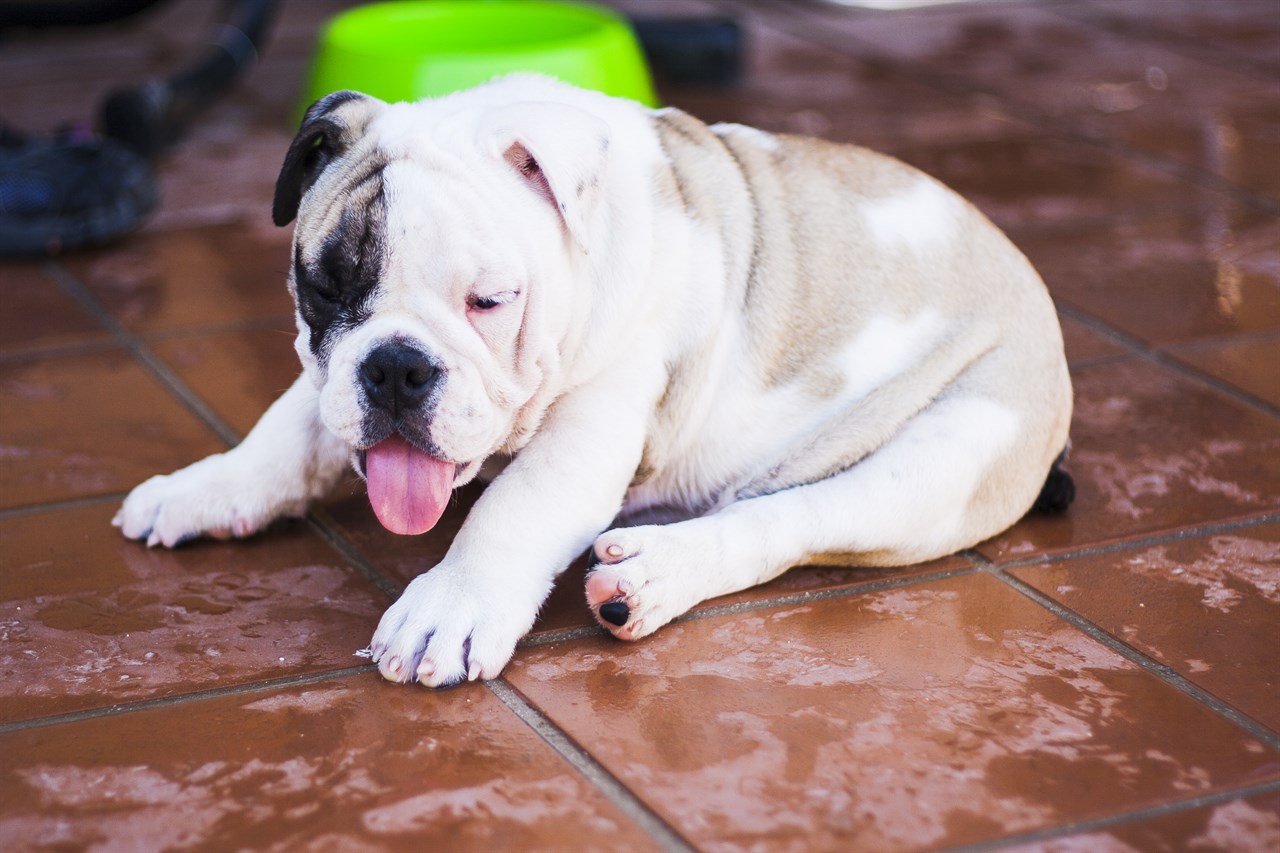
[599,601,630,626]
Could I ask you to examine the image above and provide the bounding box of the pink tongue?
[365,436,457,535]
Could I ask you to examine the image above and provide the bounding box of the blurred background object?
[0,0,742,257]
[0,0,279,255]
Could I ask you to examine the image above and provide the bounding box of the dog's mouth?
[358,435,459,536]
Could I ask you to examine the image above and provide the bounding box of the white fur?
[835,311,946,401]
[861,177,963,254]
[712,122,781,153]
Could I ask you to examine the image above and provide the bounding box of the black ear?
[272,91,381,227]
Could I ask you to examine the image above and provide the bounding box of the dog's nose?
[360,343,440,415]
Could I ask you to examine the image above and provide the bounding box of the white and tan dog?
[115,75,1073,688]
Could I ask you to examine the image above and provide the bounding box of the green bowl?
[301,0,658,112]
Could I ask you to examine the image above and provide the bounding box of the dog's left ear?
[486,103,611,253]
[273,90,386,227]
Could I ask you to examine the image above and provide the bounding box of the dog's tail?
[1031,448,1075,514]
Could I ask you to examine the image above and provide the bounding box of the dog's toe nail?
[416,658,435,683]
[599,601,630,626]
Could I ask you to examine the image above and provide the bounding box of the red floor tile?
[1165,334,1280,409]
[773,2,1280,200]
[1059,315,1129,365]
[0,263,108,355]
[1006,791,1280,853]
[150,324,302,438]
[0,677,662,852]
[319,480,482,588]
[3,0,1277,847]
[978,357,1280,562]
[505,573,1279,852]
[0,348,224,509]
[1011,521,1280,731]
[1020,212,1280,347]
[0,502,387,723]
[651,8,1208,234]
[661,17,1018,151]
[893,131,1211,234]
[59,223,294,336]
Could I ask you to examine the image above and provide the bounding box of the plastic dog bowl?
[302,0,658,110]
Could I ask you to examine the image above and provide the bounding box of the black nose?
[359,342,440,415]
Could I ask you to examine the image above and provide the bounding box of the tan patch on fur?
[804,367,846,402]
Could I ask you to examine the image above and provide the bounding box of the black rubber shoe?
[0,124,158,257]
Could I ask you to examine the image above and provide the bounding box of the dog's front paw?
[585,525,706,641]
[370,566,536,688]
[113,453,302,548]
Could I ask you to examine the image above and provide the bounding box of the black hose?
[100,0,280,157]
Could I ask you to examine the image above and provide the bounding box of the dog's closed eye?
[467,290,520,311]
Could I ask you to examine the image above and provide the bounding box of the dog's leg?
[370,360,662,688]
[114,374,348,547]
[586,392,1049,640]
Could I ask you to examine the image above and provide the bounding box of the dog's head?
[273,82,610,533]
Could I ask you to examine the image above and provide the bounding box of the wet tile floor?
[1,0,1278,850]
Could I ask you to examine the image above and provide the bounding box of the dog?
[114,74,1074,688]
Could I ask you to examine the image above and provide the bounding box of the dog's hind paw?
[585,526,704,641]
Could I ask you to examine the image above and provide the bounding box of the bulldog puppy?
[115,75,1074,687]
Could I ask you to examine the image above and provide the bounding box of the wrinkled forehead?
[296,152,531,292]
[304,167,385,254]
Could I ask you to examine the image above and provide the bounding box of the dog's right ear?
[272,91,385,227]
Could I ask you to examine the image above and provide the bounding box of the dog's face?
[272,90,610,514]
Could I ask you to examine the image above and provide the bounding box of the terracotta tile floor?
[1,0,1277,849]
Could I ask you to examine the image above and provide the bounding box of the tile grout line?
[43,260,243,447]
[0,665,375,736]
[140,314,297,342]
[1053,298,1280,359]
[486,678,699,853]
[0,491,126,520]
[519,564,980,648]
[522,511,1280,651]
[937,777,1280,853]
[304,510,405,601]
[672,564,978,622]
[0,315,296,365]
[0,336,121,365]
[965,553,1280,750]
[987,511,1280,572]
[1054,302,1280,419]
[1162,326,1280,353]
